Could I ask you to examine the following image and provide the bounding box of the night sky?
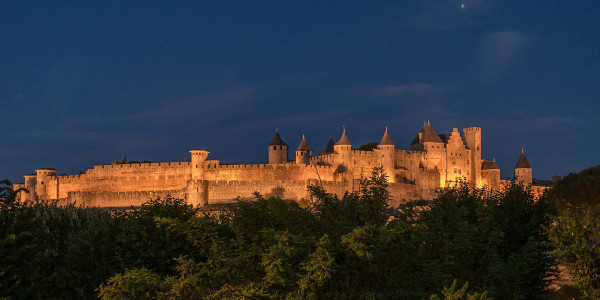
[2,1,599,183]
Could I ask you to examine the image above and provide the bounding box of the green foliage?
[551,164,600,211]
[415,182,555,299]
[0,201,111,298]
[355,142,379,151]
[97,268,171,300]
[429,280,489,300]
[310,167,390,237]
[0,195,198,299]
[0,179,21,204]
[548,205,600,298]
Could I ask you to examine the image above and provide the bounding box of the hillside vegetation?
[552,164,600,211]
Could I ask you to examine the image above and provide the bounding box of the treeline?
[0,166,599,298]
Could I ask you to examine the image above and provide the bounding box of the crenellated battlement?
[93,161,191,170]
[212,162,333,172]
[59,174,84,180]
[352,150,378,156]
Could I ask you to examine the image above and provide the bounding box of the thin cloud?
[478,31,530,78]
[373,83,446,98]
[13,86,256,144]
[404,0,494,30]
[112,86,254,122]
[481,115,579,135]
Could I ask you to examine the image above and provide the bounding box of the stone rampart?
[206,179,314,204]
[66,189,187,208]
[204,163,336,182]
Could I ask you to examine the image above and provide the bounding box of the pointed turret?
[336,128,351,146]
[379,127,394,145]
[334,127,352,167]
[296,135,312,152]
[378,127,395,182]
[515,149,531,169]
[269,129,288,146]
[514,149,532,185]
[296,135,312,165]
[268,129,289,164]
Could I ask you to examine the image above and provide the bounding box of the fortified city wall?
[14,123,547,208]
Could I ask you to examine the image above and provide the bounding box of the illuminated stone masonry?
[13,122,544,208]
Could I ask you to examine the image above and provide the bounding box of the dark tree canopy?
[355,142,379,151]
[551,164,600,211]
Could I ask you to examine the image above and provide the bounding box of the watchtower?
[35,168,56,200]
[268,129,289,164]
[377,127,395,182]
[190,149,209,180]
[295,135,312,165]
[514,149,532,185]
[334,128,352,168]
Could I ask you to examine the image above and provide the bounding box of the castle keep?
[13,123,536,208]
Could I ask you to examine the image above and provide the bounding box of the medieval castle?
[13,123,539,208]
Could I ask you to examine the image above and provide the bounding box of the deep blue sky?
[2,1,599,182]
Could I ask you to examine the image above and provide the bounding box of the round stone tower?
[24,173,37,202]
[268,129,289,164]
[377,127,395,182]
[514,149,532,185]
[295,135,312,165]
[190,149,209,180]
[35,168,56,201]
[334,128,352,168]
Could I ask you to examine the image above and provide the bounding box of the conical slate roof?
[321,137,335,155]
[379,127,394,145]
[481,159,500,170]
[269,130,288,146]
[410,123,444,145]
[296,135,312,152]
[515,150,531,169]
[336,128,351,146]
